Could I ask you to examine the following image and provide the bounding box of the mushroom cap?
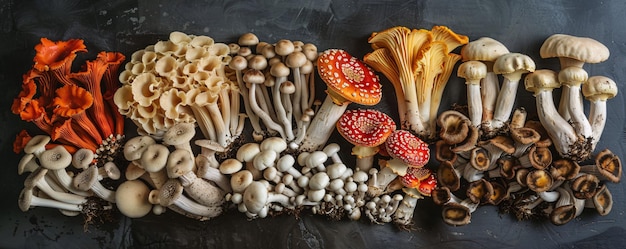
[437,110,471,145]
[18,188,35,212]
[237,143,261,162]
[416,173,437,197]
[103,162,121,180]
[466,178,494,204]
[510,127,541,145]
[260,137,288,154]
[219,158,243,174]
[550,159,580,181]
[442,202,472,226]
[487,181,507,205]
[432,187,452,206]
[528,146,553,170]
[592,184,613,216]
[336,109,396,147]
[123,136,157,161]
[140,144,170,173]
[400,167,432,188]
[243,69,265,85]
[72,148,94,170]
[23,167,48,189]
[550,203,577,226]
[583,76,618,101]
[317,49,382,105]
[558,66,588,87]
[594,149,622,183]
[270,62,290,78]
[437,161,461,191]
[231,170,254,193]
[525,169,553,193]
[461,37,510,62]
[480,135,516,154]
[571,173,600,199]
[385,130,430,168]
[540,34,609,64]
[435,140,457,163]
[166,149,195,178]
[159,179,184,206]
[469,147,490,171]
[73,165,99,191]
[24,135,51,155]
[524,69,560,93]
[163,122,196,147]
[18,154,38,175]
[457,61,487,83]
[38,146,72,170]
[243,181,269,214]
[115,180,152,218]
[496,155,521,180]
[238,33,259,46]
[493,53,536,77]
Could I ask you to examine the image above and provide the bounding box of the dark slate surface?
[1,0,625,248]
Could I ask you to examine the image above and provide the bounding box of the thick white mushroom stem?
[525,70,583,160]
[299,96,349,151]
[458,61,487,127]
[583,76,618,150]
[491,53,535,131]
[187,89,217,142]
[230,55,264,140]
[203,92,230,147]
[481,72,500,124]
[559,67,592,139]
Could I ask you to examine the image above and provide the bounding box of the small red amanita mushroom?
[385,130,430,170]
[337,109,396,171]
[300,49,382,151]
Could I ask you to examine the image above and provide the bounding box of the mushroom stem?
[249,82,286,139]
[299,97,349,151]
[19,189,83,212]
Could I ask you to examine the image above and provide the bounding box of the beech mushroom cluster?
[432,108,621,226]
[115,31,243,147]
[12,38,126,165]
[223,33,322,149]
[16,135,116,223]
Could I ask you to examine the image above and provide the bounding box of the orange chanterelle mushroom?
[12,38,126,166]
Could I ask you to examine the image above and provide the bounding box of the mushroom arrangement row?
[12,29,622,230]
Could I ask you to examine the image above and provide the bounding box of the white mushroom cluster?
[17,135,117,220]
[116,123,228,220]
[226,33,319,149]
[114,31,243,146]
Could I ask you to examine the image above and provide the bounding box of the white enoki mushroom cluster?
[225,33,318,149]
[434,109,619,226]
[115,31,243,146]
[17,135,116,217]
[115,124,229,220]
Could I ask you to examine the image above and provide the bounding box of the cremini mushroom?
[336,109,396,171]
[300,49,382,151]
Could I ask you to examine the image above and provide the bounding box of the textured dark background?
[1,0,625,248]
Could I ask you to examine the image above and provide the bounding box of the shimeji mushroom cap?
[39,146,72,170]
[72,148,94,170]
[336,109,396,147]
[317,49,382,105]
[540,34,610,67]
[385,130,430,168]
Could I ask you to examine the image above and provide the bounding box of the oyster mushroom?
[300,49,382,151]
[336,109,396,171]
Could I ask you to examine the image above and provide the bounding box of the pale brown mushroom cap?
[436,161,461,191]
[437,110,471,145]
[466,178,494,204]
[592,184,613,216]
[166,149,195,178]
[238,33,259,46]
[140,144,170,173]
[162,122,196,147]
[525,169,553,193]
[583,76,618,101]
[442,202,472,226]
[558,66,588,87]
[550,203,576,225]
[123,136,157,161]
[550,159,580,181]
[540,34,610,67]
[461,37,510,62]
[496,155,521,180]
[570,173,600,199]
[493,53,536,80]
[219,158,243,175]
[457,61,487,83]
[24,135,51,155]
[39,146,72,170]
[524,69,560,93]
[115,180,152,218]
[594,149,622,183]
[510,127,541,145]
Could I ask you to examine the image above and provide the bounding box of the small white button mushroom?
[219,158,243,175]
[115,180,152,218]
[237,143,261,162]
[306,151,328,172]
[253,150,277,171]
[263,166,282,184]
[307,189,326,202]
[281,174,302,194]
[276,154,302,179]
[308,172,330,190]
[100,162,121,180]
[322,143,342,164]
[243,181,291,214]
[231,170,254,193]
[326,163,347,180]
[260,137,288,157]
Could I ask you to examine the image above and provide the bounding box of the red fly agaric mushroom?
[385,130,430,168]
[300,49,382,151]
[337,109,396,171]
